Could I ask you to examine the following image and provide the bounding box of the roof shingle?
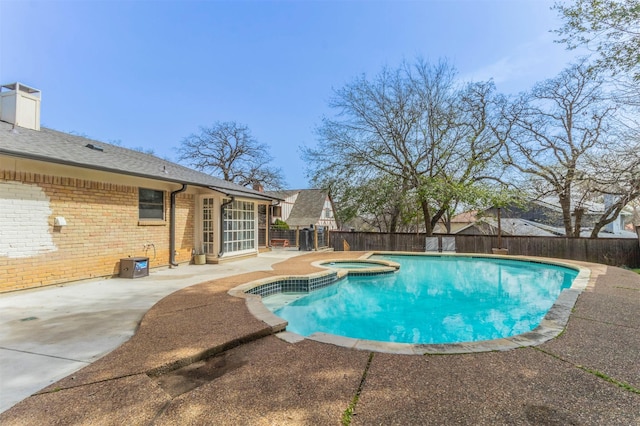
[0,121,275,201]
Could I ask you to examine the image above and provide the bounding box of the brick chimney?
[0,82,41,131]
[252,181,264,192]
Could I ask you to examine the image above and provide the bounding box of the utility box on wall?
[120,257,149,278]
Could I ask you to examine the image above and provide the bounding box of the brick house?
[0,83,278,292]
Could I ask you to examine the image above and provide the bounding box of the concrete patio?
[0,251,638,425]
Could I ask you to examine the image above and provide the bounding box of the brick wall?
[0,171,195,292]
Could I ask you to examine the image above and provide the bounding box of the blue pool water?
[270,255,578,344]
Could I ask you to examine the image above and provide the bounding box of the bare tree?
[503,60,640,237]
[178,121,285,190]
[585,125,640,236]
[303,59,505,235]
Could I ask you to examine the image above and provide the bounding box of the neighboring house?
[266,189,338,230]
[267,189,299,225]
[455,217,561,237]
[433,210,478,234]
[451,198,636,238]
[0,82,279,292]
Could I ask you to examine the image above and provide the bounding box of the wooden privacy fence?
[270,226,331,250]
[329,231,640,268]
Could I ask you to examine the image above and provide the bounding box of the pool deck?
[1,251,639,424]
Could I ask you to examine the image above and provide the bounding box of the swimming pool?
[267,255,579,345]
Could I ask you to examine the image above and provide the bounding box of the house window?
[272,205,282,218]
[223,199,255,253]
[139,188,164,219]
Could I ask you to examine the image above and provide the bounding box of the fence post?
[314,227,319,250]
[295,226,300,248]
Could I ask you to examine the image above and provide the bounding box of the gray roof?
[478,218,560,237]
[464,217,637,239]
[0,121,275,201]
[280,189,330,227]
[534,196,633,216]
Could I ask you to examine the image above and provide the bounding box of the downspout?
[170,184,187,267]
[219,195,235,257]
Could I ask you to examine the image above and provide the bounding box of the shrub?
[272,219,289,230]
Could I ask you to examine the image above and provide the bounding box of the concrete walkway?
[1,251,639,424]
[0,249,303,413]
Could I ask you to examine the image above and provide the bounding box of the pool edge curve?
[229,252,592,355]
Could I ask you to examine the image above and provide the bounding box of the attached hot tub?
[317,259,399,275]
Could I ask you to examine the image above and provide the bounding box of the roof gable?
[284,189,330,227]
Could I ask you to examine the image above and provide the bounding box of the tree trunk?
[559,194,575,237]
[421,199,433,236]
[573,207,584,238]
[497,207,502,248]
[389,205,400,233]
[590,202,624,238]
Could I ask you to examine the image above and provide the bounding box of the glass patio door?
[202,198,216,255]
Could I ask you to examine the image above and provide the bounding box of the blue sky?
[0,0,582,189]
